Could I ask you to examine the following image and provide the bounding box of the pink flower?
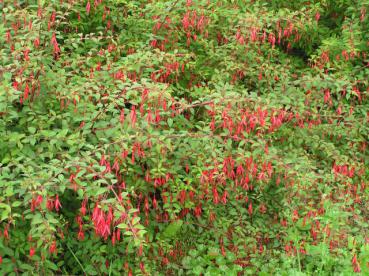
[55,195,62,211]
[130,106,137,127]
[315,12,320,22]
[86,1,91,14]
[248,203,253,215]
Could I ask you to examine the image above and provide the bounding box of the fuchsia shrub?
[1,0,369,275]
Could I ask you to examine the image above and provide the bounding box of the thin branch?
[66,243,87,275]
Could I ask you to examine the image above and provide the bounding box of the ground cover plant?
[1,0,369,275]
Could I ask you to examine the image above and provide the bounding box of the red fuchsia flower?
[86,1,91,14]
[324,89,331,104]
[144,196,149,214]
[188,191,195,202]
[361,8,366,21]
[185,163,190,173]
[140,262,145,273]
[3,226,9,240]
[161,98,167,111]
[23,49,30,61]
[257,171,266,181]
[33,37,40,48]
[153,20,162,32]
[111,233,116,246]
[276,28,282,45]
[186,32,192,47]
[352,254,361,273]
[259,30,266,43]
[50,33,60,55]
[49,240,57,255]
[24,82,29,100]
[6,30,11,43]
[259,204,267,214]
[212,187,219,204]
[178,190,186,205]
[353,86,362,102]
[236,164,244,176]
[29,247,35,258]
[116,229,121,242]
[80,198,88,216]
[54,195,62,211]
[310,225,317,240]
[154,109,161,123]
[103,162,112,174]
[69,174,78,191]
[99,155,106,166]
[285,243,291,253]
[196,14,206,32]
[194,204,202,217]
[91,204,114,240]
[268,33,276,48]
[259,244,264,254]
[248,203,253,215]
[37,5,43,17]
[130,105,137,127]
[209,117,216,131]
[280,219,287,227]
[252,163,258,178]
[292,209,299,222]
[46,198,54,211]
[315,12,320,22]
[320,51,330,63]
[342,50,349,61]
[250,27,258,42]
[276,176,281,186]
[31,195,43,212]
[112,159,120,174]
[221,190,228,204]
[137,244,143,256]
[152,196,158,209]
[150,39,157,48]
[336,106,342,115]
[50,11,56,24]
[12,81,19,90]
[77,227,85,241]
[162,257,169,266]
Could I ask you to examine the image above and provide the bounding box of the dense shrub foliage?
[1,0,369,275]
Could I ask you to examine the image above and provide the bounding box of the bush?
[1,0,369,275]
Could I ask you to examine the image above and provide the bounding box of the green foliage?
[1,0,369,275]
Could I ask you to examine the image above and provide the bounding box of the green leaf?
[162,220,183,238]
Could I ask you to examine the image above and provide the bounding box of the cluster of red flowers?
[30,195,61,212]
[235,20,301,49]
